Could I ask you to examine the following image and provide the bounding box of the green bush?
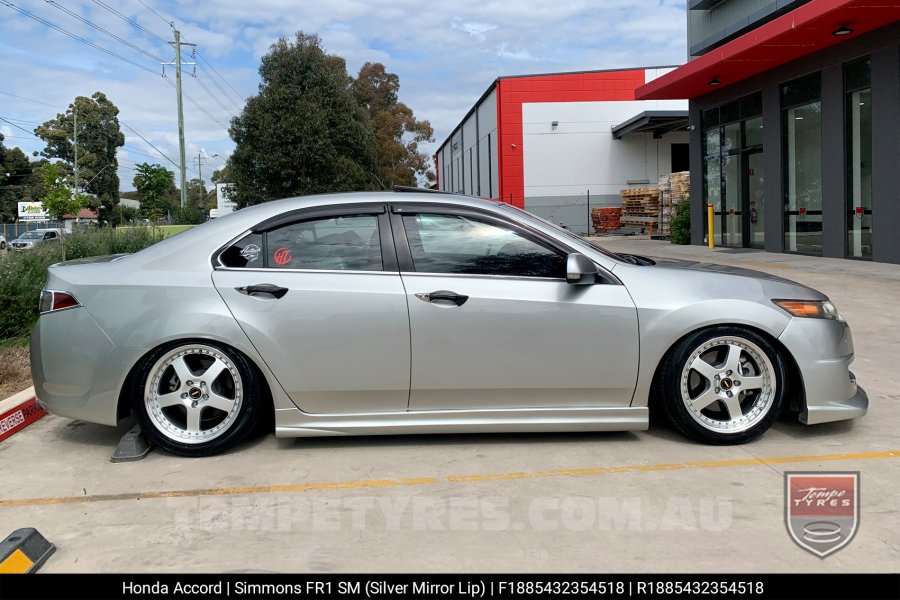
[670,200,691,245]
[173,207,204,225]
[0,227,165,340]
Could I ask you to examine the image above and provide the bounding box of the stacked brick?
[591,207,622,234]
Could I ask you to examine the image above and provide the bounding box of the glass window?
[845,58,872,259]
[266,214,382,270]
[782,73,823,255]
[401,213,566,278]
[219,232,263,268]
[744,116,763,148]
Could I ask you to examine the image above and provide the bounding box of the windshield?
[497,203,622,261]
[17,231,43,240]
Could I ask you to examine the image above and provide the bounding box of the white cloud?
[1,0,687,189]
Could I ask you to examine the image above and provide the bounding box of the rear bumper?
[30,307,144,426]
[778,317,868,425]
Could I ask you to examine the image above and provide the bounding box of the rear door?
[391,204,640,411]
[212,204,411,414]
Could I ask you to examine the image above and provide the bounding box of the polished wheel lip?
[679,336,775,434]
[144,344,243,445]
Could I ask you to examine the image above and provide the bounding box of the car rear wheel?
[659,326,787,444]
[133,342,264,457]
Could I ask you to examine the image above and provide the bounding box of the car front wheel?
[659,326,787,444]
[133,342,264,457]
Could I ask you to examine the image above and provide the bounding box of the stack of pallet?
[591,207,622,234]
[619,187,660,234]
[657,171,690,237]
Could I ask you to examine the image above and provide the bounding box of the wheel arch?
[116,337,275,425]
[646,323,805,416]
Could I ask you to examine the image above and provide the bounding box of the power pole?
[195,151,206,186]
[73,105,78,196]
[162,30,195,208]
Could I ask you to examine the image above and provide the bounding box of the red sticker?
[799,207,807,216]
[729,208,735,215]
[856,206,864,215]
[273,247,292,266]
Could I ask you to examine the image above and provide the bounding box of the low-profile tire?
[659,326,788,445]
[133,341,264,457]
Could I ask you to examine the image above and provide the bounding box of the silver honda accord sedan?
[30,190,867,456]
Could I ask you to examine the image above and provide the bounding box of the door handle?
[236,284,289,299]
[415,290,469,306]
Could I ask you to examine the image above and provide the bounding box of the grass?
[119,224,195,238]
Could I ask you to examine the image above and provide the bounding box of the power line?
[163,76,228,129]
[0,90,60,109]
[190,72,238,119]
[135,0,173,29]
[121,122,183,171]
[89,0,168,44]
[195,60,242,113]
[1,0,158,75]
[195,52,245,108]
[0,117,36,136]
[44,0,163,62]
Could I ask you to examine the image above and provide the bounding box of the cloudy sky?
[0,0,687,191]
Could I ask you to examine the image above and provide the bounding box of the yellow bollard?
[707,203,715,249]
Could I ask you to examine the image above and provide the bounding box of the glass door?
[745,151,765,248]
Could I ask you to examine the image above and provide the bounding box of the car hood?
[649,257,798,283]
[613,255,827,302]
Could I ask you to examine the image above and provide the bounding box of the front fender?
[630,299,791,408]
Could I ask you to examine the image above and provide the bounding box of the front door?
[392,206,639,411]
[212,206,411,415]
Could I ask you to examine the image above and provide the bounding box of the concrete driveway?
[1,239,897,573]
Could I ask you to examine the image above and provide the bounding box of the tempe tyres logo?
[785,472,859,558]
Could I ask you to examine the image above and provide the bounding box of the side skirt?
[274,406,648,438]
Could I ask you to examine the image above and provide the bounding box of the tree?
[352,62,435,188]
[186,178,208,210]
[35,92,125,221]
[0,138,49,222]
[38,162,84,222]
[133,163,175,221]
[227,32,377,208]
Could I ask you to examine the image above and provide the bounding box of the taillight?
[39,290,80,313]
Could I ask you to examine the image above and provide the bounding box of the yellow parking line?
[0,450,896,509]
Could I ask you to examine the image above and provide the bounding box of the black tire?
[133,341,265,457]
[658,326,788,445]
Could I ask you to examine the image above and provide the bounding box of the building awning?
[611,111,689,139]
[636,0,900,101]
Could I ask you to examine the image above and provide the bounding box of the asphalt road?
[1,239,897,573]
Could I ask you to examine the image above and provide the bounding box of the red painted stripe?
[0,397,47,442]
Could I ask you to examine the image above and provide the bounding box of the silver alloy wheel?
[144,344,243,444]
[679,336,776,434]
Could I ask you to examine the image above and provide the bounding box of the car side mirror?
[566,253,599,285]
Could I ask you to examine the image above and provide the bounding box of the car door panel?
[403,274,639,410]
[213,270,411,414]
[390,206,640,411]
[212,207,411,415]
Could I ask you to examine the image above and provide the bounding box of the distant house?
[63,207,99,229]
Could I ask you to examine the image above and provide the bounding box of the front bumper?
[777,317,868,425]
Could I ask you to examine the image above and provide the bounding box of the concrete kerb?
[0,387,45,442]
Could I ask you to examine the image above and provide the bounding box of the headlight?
[773,299,842,320]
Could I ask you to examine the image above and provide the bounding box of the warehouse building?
[637,0,900,263]
[434,67,689,232]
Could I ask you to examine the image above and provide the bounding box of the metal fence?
[2,221,55,241]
